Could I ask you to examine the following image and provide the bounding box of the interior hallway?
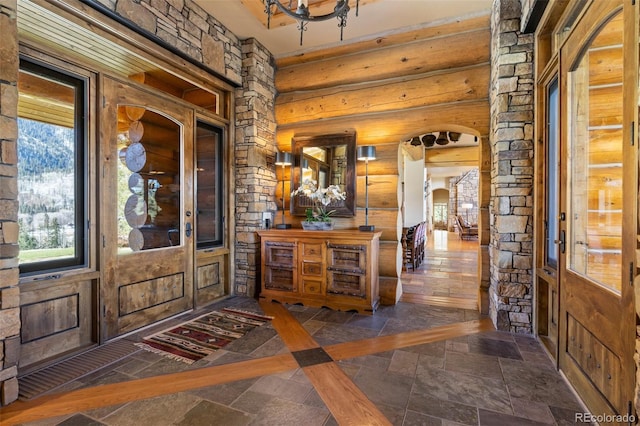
[0,231,586,426]
[401,230,479,310]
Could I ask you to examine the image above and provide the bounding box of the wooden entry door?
[558,2,634,416]
[101,78,194,340]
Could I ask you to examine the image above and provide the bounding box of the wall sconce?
[357,145,376,231]
[275,151,292,229]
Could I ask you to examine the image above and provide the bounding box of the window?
[17,58,87,275]
[567,12,623,292]
[195,121,224,248]
[545,77,559,268]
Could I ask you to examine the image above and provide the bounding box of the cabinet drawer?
[301,242,323,258]
[302,279,323,294]
[301,260,323,277]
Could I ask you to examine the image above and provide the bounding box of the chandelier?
[264,0,360,46]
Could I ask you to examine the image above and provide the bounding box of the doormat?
[135,308,273,364]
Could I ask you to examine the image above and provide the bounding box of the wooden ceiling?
[17,0,225,127]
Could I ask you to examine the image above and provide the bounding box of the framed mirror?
[291,132,356,217]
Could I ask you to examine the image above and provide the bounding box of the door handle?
[185,222,192,237]
[555,230,565,254]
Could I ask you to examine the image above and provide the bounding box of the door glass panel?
[433,203,447,230]
[116,106,182,253]
[196,121,223,248]
[567,12,623,293]
[545,77,560,268]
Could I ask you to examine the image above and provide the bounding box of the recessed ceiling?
[195,0,492,57]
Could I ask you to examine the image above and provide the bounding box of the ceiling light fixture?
[264,0,360,46]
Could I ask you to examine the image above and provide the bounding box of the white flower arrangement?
[291,179,346,222]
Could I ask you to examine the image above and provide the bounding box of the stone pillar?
[0,0,21,406]
[233,38,277,297]
[489,0,535,333]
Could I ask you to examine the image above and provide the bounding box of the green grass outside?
[19,248,74,263]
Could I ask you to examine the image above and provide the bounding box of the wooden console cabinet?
[257,229,381,314]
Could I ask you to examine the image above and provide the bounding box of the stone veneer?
[449,169,479,228]
[489,0,535,333]
[233,39,277,297]
[94,0,243,84]
[0,0,20,406]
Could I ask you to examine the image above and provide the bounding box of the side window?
[195,121,224,248]
[17,58,88,275]
[545,77,559,269]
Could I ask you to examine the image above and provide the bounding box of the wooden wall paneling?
[379,276,402,305]
[276,15,491,68]
[378,241,402,278]
[275,100,490,147]
[356,175,400,209]
[275,65,490,125]
[358,143,400,175]
[275,29,490,92]
[19,278,96,369]
[339,209,401,241]
[426,146,479,168]
[477,135,491,314]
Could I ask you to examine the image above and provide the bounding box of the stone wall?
[93,0,243,85]
[489,0,535,333]
[447,170,480,229]
[0,0,20,406]
[233,39,277,297]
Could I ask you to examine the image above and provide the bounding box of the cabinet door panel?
[327,270,366,297]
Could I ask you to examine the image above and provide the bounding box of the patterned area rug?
[135,308,272,364]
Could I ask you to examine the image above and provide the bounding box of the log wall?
[274,15,491,304]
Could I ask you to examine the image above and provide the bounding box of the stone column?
[233,39,277,297]
[0,0,21,406]
[489,0,535,333]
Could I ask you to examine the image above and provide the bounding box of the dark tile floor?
[17,296,587,426]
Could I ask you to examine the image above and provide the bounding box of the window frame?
[195,120,224,249]
[544,76,560,270]
[17,57,89,276]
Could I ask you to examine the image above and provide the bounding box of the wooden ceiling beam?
[425,145,479,167]
[275,99,489,147]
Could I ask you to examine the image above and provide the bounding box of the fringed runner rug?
[135,308,272,364]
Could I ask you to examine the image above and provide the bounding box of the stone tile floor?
[16,296,587,426]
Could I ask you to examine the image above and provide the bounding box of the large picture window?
[17,58,87,275]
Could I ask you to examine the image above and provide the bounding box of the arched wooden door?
[101,77,194,340]
[558,1,635,417]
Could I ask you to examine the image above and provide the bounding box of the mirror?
[291,132,356,217]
